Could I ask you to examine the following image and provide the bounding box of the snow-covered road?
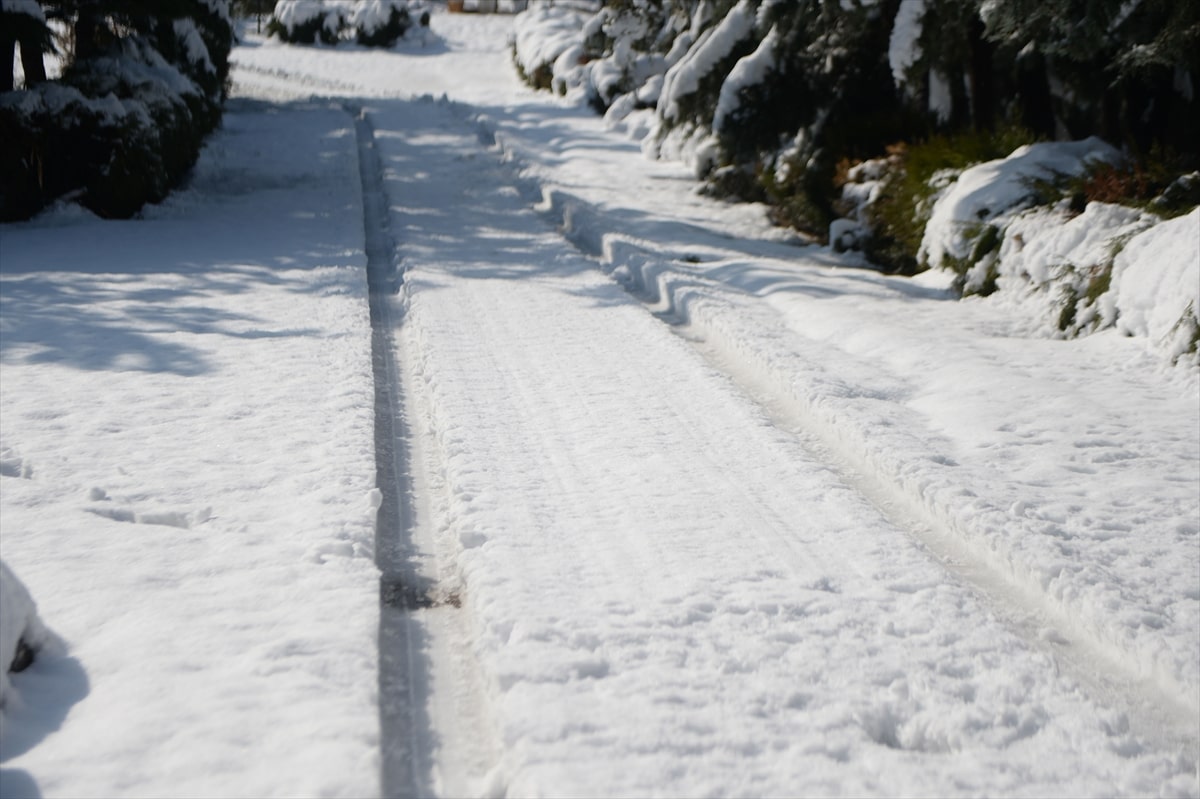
[1,9,1197,798]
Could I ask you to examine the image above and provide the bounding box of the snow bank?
[1104,208,1200,365]
[0,561,61,712]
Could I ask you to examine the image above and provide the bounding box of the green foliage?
[856,127,1036,274]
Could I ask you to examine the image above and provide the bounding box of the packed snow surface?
[1,8,1197,798]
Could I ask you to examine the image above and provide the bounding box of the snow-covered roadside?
[510,134,1200,726]
[360,93,1190,796]
[369,92,1199,794]
[0,101,381,797]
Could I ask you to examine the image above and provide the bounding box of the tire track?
[351,102,504,799]
[350,103,433,798]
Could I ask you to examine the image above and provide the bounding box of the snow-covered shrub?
[827,129,1015,273]
[918,138,1122,294]
[995,202,1159,332]
[1,560,61,710]
[268,0,345,44]
[512,3,594,94]
[1102,208,1200,366]
[0,0,233,220]
[268,0,427,47]
[1,83,171,219]
[351,0,411,47]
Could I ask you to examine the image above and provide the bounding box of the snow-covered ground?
[2,9,1198,798]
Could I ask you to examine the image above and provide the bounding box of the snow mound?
[1103,208,1200,365]
[272,0,330,29]
[0,561,61,711]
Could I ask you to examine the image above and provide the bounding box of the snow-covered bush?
[918,138,1122,293]
[268,0,345,44]
[512,3,595,93]
[0,1,234,221]
[1,560,61,710]
[351,0,411,47]
[268,0,428,47]
[1102,208,1200,366]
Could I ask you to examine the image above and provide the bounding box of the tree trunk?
[1017,55,1055,139]
[2,32,15,92]
[967,15,995,133]
[18,38,47,86]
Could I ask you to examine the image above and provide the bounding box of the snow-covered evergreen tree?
[1,0,54,91]
[0,0,234,220]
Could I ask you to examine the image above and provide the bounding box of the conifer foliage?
[0,0,234,220]
[515,0,1198,245]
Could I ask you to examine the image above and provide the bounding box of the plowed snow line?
[368,96,1195,795]
[353,104,500,798]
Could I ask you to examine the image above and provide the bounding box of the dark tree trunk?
[1,33,14,92]
[1017,54,1055,139]
[18,38,47,86]
[967,15,995,132]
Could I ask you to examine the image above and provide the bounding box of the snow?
[656,0,756,123]
[0,0,43,20]
[1104,208,1200,364]
[1,8,1198,798]
[271,0,328,29]
[888,0,924,88]
[1,101,380,798]
[712,23,779,134]
[0,562,62,718]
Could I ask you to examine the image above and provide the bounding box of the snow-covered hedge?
[833,140,1200,365]
[917,138,1122,285]
[0,0,234,220]
[0,560,61,712]
[352,0,413,47]
[268,0,428,47]
[513,3,1199,366]
[268,0,345,44]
